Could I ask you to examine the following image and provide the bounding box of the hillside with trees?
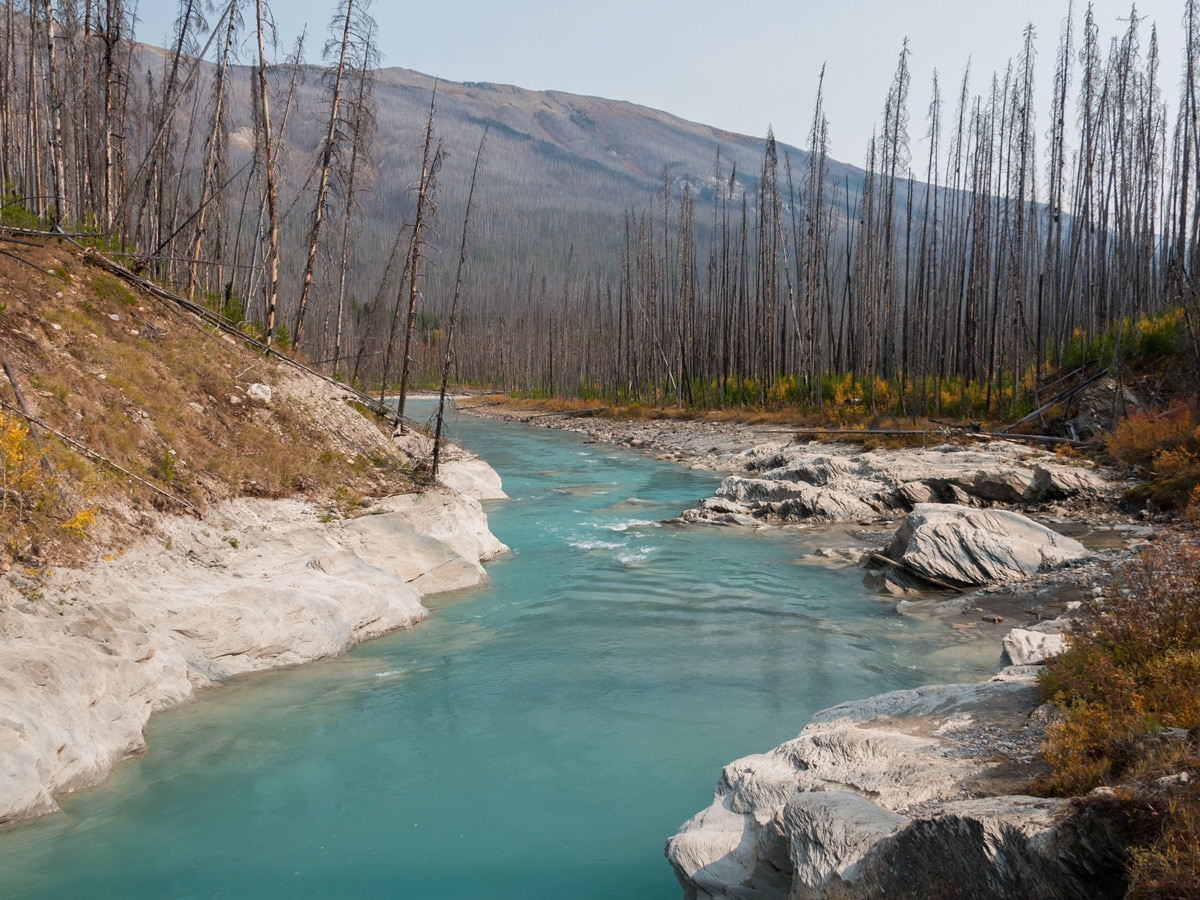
[0,0,848,393]
[0,0,1194,433]
[442,9,1200,429]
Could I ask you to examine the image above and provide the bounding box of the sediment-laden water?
[0,403,996,898]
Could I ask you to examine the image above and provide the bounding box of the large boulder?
[874,503,1093,590]
[665,673,1127,900]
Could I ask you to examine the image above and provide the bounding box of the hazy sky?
[133,0,1188,166]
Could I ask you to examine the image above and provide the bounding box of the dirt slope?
[0,235,413,570]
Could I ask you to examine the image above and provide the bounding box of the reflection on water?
[0,402,997,899]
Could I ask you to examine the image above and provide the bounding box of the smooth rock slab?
[878,503,1093,589]
[778,791,909,891]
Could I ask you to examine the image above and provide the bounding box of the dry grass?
[1129,786,1200,898]
[0,237,414,570]
[1037,500,1200,896]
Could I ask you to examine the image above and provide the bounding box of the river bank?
[456,400,1150,897]
[1,404,991,899]
[0,454,508,827]
[456,401,1147,622]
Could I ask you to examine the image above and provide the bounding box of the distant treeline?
[440,4,1200,417]
[2,1,1198,419]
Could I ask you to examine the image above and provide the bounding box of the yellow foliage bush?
[1,412,39,499]
[1106,406,1200,508]
[1106,406,1197,469]
[60,508,97,539]
[1,411,96,558]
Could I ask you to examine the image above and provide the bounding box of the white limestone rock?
[778,792,910,892]
[968,467,1039,503]
[715,476,876,523]
[1031,464,1107,498]
[245,382,272,405]
[667,678,1036,895]
[681,441,1113,527]
[667,672,1126,900]
[0,483,508,826]
[673,497,762,527]
[1002,627,1069,666]
[896,480,935,506]
[762,456,860,487]
[717,476,810,504]
[878,503,1093,588]
[438,455,507,501]
[392,428,508,501]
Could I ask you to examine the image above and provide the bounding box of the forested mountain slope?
[240,61,861,347]
[4,4,1196,421]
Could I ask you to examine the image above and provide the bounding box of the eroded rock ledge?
[0,471,507,826]
[665,671,1127,899]
[676,441,1111,527]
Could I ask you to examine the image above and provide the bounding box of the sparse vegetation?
[154,448,176,486]
[0,410,93,565]
[0,239,415,568]
[1037,501,1200,896]
[90,273,138,308]
[1106,405,1200,509]
[333,485,362,517]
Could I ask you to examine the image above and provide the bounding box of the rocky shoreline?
[457,401,1147,898]
[0,454,508,827]
[456,401,1147,604]
[664,669,1128,899]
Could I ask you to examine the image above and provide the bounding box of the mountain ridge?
[224,57,866,338]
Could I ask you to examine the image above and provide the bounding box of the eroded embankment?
[664,669,1129,900]
[0,462,508,826]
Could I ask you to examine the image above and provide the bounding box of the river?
[0,403,997,898]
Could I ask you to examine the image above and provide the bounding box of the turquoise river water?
[0,403,997,898]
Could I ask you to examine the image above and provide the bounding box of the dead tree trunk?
[394,86,441,431]
[254,0,280,344]
[432,127,488,480]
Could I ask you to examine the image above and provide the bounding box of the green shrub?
[0,189,41,230]
[92,272,138,307]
